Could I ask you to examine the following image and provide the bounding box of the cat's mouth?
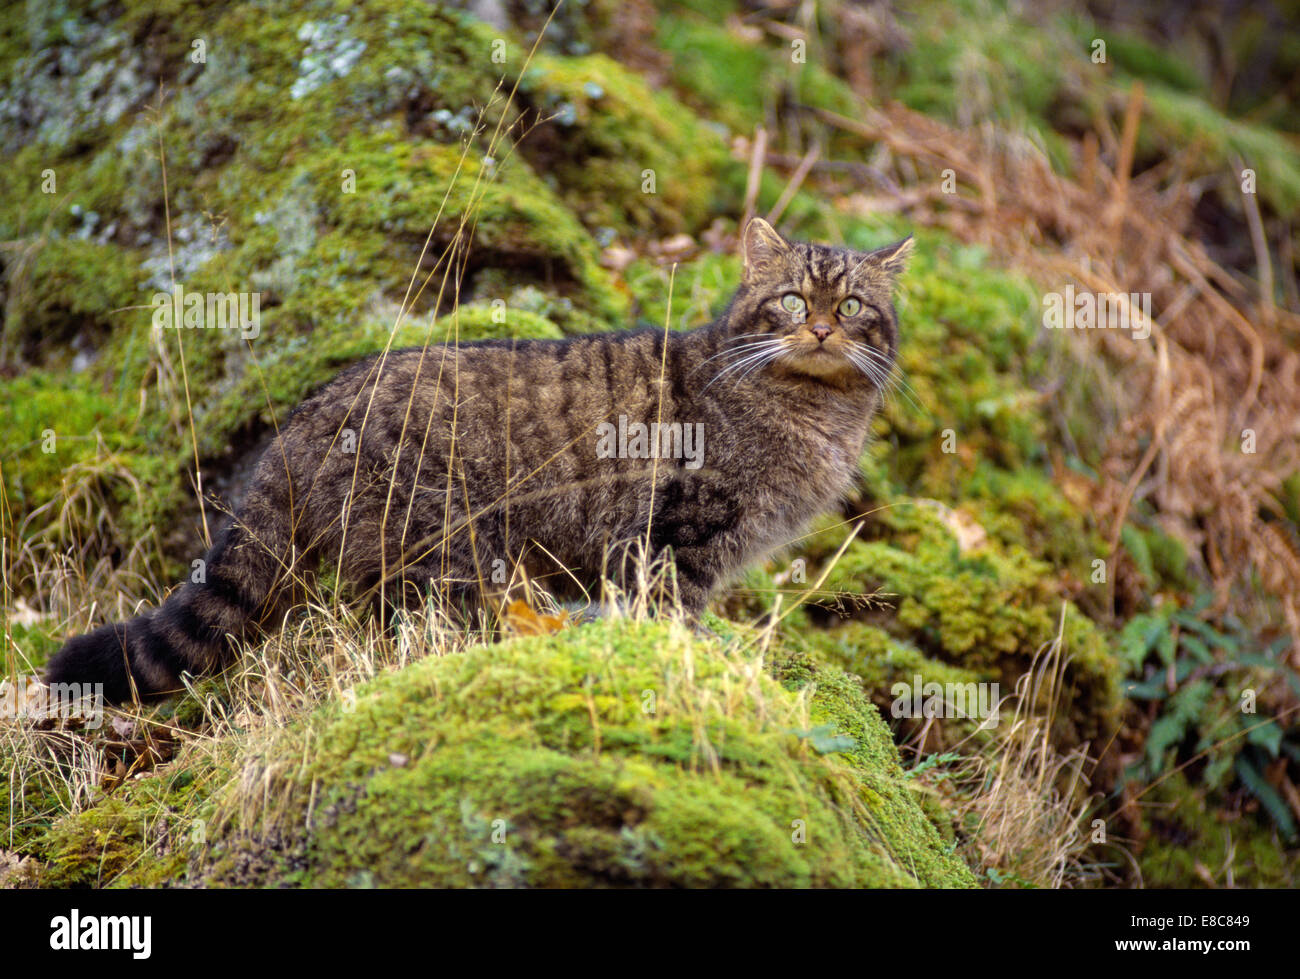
[782,343,859,380]
[704,333,884,389]
[780,336,887,386]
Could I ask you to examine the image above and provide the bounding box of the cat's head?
[720,218,911,388]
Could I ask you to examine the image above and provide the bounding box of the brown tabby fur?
[45,219,911,702]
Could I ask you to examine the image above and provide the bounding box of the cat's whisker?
[691,339,782,373]
[729,340,793,383]
[734,348,787,384]
[848,348,889,386]
[847,348,889,387]
[847,348,894,390]
[704,350,780,389]
[702,342,786,390]
[844,348,884,385]
[848,343,925,415]
[873,358,925,410]
[855,343,919,397]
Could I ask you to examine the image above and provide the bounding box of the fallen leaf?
[917,499,987,553]
[600,245,637,271]
[503,600,571,636]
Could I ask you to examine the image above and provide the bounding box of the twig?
[1233,152,1276,323]
[1107,81,1144,243]
[740,126,768,232]
[766,140,820,226]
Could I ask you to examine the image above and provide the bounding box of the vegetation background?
[1,0,1298,888]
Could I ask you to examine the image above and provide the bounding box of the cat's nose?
[811,325,831,342]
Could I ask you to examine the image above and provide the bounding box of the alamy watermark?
[50,909,151,959]
[151,285,261,339]
[890,675,1001,726]
[596,415,704,470]
[0,676,104,728]
[1042,284,1151,340]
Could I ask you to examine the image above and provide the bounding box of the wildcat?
[44,218,911,703]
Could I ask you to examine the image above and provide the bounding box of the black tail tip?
[44,622,138,704]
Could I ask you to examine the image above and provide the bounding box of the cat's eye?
[838,297,862,316]
[781,294,806,314]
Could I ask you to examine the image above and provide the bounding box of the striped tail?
[44,499,294,704]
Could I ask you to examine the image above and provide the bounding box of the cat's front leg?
[661,542,728,624]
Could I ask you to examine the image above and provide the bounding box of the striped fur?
[45,219,911,702]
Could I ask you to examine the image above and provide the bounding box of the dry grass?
[905,606,1111,888]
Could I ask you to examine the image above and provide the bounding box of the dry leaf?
[0,849,37,887]
[918,499,988,553]
[600,245,637,271]
[110,716,137,739]
[502,600,571,636]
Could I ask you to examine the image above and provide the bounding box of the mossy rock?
[31,755,221,888]
[802,501,1120,754]
[519,53,735,235]
[198,619,975,887]
[1,238,143,366]
[0,0,649,558]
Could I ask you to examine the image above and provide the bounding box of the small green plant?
[1119,593,1300,842]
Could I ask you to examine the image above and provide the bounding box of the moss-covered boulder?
[789,501,1120,756]
[518,52,734,234]
[196,619,974,887]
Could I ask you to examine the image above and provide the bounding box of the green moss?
[301,135,626,320]
[869,226,1048,462]
[0,764,67,855]
[1139,82,1300,216]
[795,622,986,700]
[772,648,973,882]
[431,304,566,342]
[1138,772,1299,888]
[881,0,1076,172]
[0,369,177,542]
[200,619,974,887]
[655,14,862,140]
[803,501,1119,749]
[2,238,142,365]
[38,763,213,888]
[962,463,1106,573]
[654,17,775,134]
[623,251,739,330]
[520,53,734,235]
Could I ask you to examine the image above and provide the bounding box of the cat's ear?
[741,217,792,282]
[855,236,914,278]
